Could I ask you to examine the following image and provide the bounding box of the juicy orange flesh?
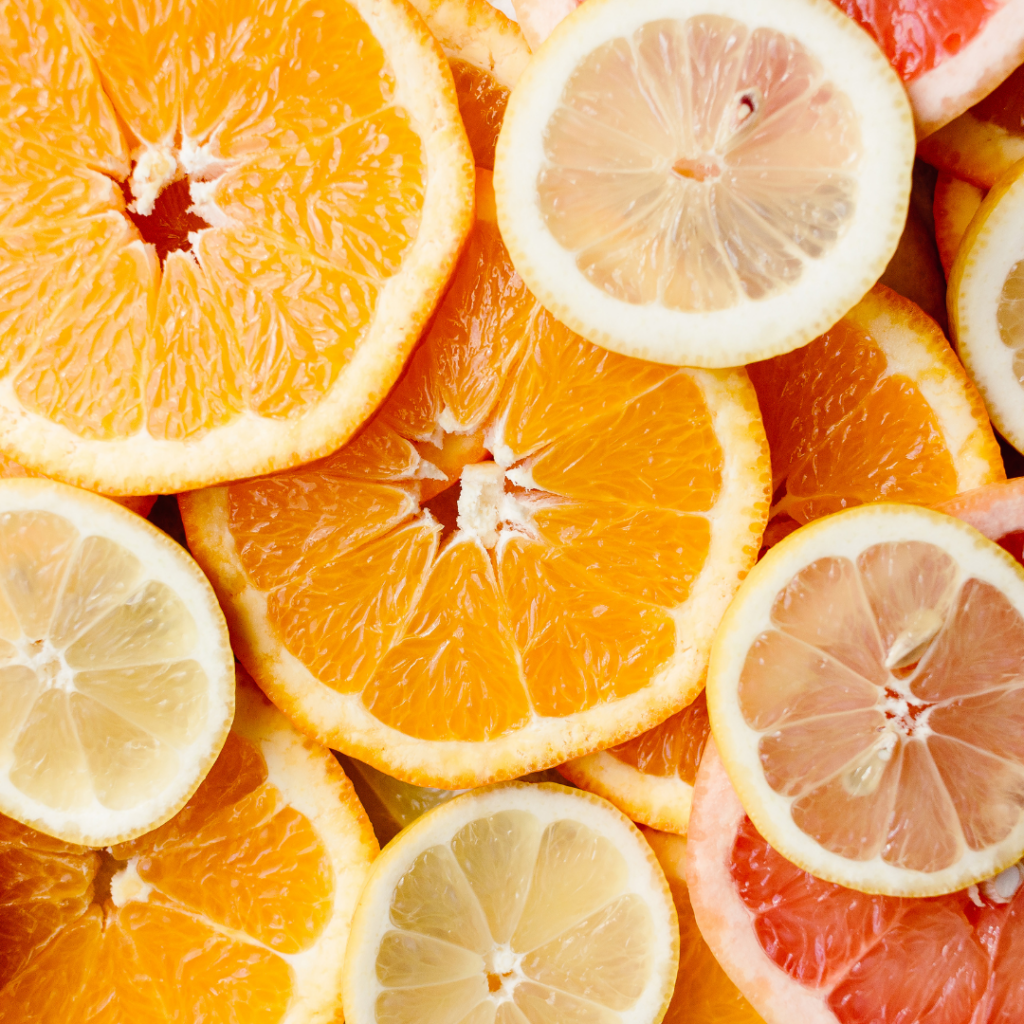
[748,303,960,534]
[450,59,509,170]
[537,15,861,311]
[609,691,710,786]
[738,540,1024,873]
[731,813,1023,1023]
[0,0,424,442]
[0,733,332,1020]
[227,179,723,744]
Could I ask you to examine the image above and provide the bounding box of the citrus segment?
[559,693,710,834]
[750,284,1003,548]
[180,172,769,788]
[0,0,473,495]
[938,478,1024,563]
[342,783,678,1024]
[687,739,1024,1024]
[495,0,913,366]
[934,171,986,277]
[709,502,1024,896]
[0,676,377,1024]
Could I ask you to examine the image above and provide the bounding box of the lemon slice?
[949,160,1024,455]
[708,502,1024,897]
[342,781,678,1024]
[495,0,914,367]
[0,478,233,845]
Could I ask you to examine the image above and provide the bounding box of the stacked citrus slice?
[934,172,986,277]
[0,0,473,495]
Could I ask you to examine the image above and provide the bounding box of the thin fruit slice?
[708,501,1024,896]
[342,781,678,1024]
[934,171,986,277]
[0,674,378,1023]
[408,0,530,168]
[495,0,914,367]
[559,692,710,835]
[751,283,1003,548]
[949,160,1024,455]
[0,477,233,846]
[938,477,1024,562]
[644,827,766,1024]
[511,0,580,48]
[179,171,770,788]
[687,739,1024,1024]
[920,63,1024,188]
[0,0,473,495]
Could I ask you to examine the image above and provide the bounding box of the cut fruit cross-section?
[0,674,378,1023]
[179,171,770,789]
[708,502,1024,897]
[0,0,473,495]
[342,781,679,1024]
[0,478,233,847]
[938,477,1024,564]
[934,171,986,278]
[495,0,914,367]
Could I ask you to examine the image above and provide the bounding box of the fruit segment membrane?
[738,540,1024,873]
[0,511,208,813]
[373,810,656,1023]
[0,0,424,440]
[537,15,861,311]
[731,813,1024,1023]
[227,175,729,744]
[0,734,331,1020]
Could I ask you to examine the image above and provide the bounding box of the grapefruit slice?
[0,478,234,847]
[949,160,1024,456]
[938,477,1024,563]
[0,674,378,1023]
[708,502,1024,897]
[179,171,769,789]
[687,739,1024,1024]
[342,782,679,1024]
[0,0,473,496]
[934,171,986,277]
[920,64,1024,188]
[494,0,914,367]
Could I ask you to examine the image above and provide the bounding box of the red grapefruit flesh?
[938,477,1024,564]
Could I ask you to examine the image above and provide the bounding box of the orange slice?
[0,674,378,1023]
[559,692,710,835]
[709,502,1024,896]
[179,170,770,788]
[750,283,1003,548]
[934,171,986,278]
[920,63,1024,189]
[0,0,473,495]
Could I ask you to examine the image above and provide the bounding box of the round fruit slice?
[750,283,1003,549]
[949,161,1024,456]
[0,674,378,1023]
[0,0,473,495]
[687,739,1024,1024]
[342,782,678,1024]
[934,171,986,277]
[643,827,766,1024]
[708,501,1024,896]
[938,477,1024,562]
[180,170,769,788]
[920,63,1024,188]
[559,692,710,835]
[0,477,233,846]
[494,0,914,367]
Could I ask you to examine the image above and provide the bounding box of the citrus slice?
[708,501,1024,896]
[558,692,710,835]
[494,0,914,367]
[749,283,1003,549]
[341,781,679,1024]
[511,0,580,48]
[920,63,1024,188]
[408,0,530,168]
[938,477,1024,562]
[0,0,473,495]
[179,170,769,788]
[0,477,233,846]
[0,674,378,1023]
[687,739,1024,1024]
[643,827,766,1024]
[934,171,986,277]
[949,160,1024,456]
